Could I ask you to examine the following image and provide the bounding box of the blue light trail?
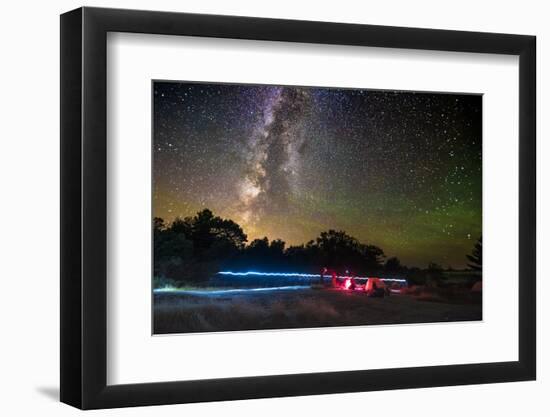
[217,271,407,283]
[154,285,310,295]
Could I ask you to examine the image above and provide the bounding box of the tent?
[365,277,387,296]
[471,280,482,292]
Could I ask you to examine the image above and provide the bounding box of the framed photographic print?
[60,7,536,409]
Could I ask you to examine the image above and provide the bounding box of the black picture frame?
[60,6,536,410]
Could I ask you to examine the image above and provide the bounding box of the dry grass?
[154,295,341,333]
[153,289,482,334]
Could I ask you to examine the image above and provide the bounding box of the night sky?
[153,81,482,269]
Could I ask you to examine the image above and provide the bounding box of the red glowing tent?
[364,277,386,294]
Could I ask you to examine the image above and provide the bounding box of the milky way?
[153,81,482,268]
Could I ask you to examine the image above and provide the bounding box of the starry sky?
[153,81,482,269]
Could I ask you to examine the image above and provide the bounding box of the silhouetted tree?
[188,209,247,254]
[315,230,360,270]
[384,257,403,274]
[406,267,426,286]
[466,237,482,271]
[211,218,248,250]
[360,244,386,271]
[426,262,444,287]
[153,209,247,284]
[310,230,385,273]
[153,216,194,278]
[270,239,286,255]
[285,243,319,271]
[153,207,458,287]
[153,217,166,231]
[245,237,270,261]
[170,216,192,235]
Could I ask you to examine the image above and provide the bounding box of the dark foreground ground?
[153,288,482,334]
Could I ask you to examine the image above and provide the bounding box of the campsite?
[153,270,482,334]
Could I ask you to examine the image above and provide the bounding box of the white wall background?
[0,0,546,415]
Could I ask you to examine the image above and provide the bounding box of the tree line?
[154,208,481,286]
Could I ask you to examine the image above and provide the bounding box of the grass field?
[153,288,482,334]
